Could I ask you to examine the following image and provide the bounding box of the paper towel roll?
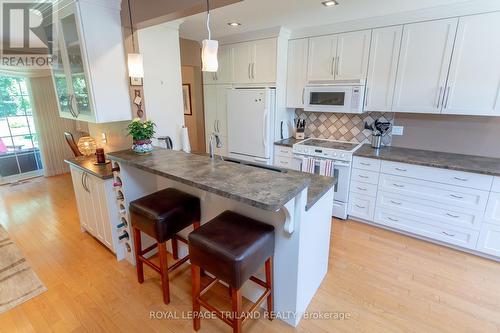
[181,126,191,153]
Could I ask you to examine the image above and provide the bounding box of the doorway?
[0,76,43,184]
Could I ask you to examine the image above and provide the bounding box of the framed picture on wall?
[182,84,192,116]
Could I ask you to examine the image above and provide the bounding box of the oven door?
[304,86,351,112]
[310,159,350,203]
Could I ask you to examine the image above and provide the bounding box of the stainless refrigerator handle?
[444,86,451,109]
[436,87,443,108]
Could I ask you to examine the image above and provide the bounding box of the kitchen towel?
[181,126,191,153]
[301,157,315,174]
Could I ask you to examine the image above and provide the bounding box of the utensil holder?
[371,135,382,149]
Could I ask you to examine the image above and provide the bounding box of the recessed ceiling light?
[322,0,339,7]
[227,22,241,27]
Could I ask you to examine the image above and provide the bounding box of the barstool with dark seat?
[129,188,200,305]
[189,211,275,333]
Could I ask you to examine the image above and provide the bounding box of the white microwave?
[303,81,366,113]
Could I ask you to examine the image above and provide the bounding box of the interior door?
[392,19,458,113]
[365,26,403,111]
[442,12,500,116]
[307,35,337,81]
[335,30,371,80]
[232,42,252,83]
[253,38,277,83]
[227,89,269,158]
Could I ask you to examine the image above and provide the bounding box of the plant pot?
[132,139,153,154]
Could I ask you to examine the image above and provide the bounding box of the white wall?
[138,22,185,150]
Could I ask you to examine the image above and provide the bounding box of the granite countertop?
[65,156,114,180]
[355,144,500,176]
[274,137,306,148]
[107,149,336,211]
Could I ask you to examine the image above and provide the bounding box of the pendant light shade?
[201,0,218,72]
[128,53,144,78]
[202,39,218,72]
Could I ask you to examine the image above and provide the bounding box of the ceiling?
[179,0,471,41]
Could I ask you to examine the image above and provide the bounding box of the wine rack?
[111,161,135,264]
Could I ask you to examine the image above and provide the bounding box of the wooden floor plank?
[1,174,500,332]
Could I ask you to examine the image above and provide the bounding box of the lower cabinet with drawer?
[274,145,301,171]
[348,157,500,260]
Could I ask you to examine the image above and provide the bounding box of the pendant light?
[127,0,144,78]
[201,0,218,72]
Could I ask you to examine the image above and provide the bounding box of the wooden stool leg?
[265,257,274,320]
[132,227,144,284]
[231,288,242,333]
[171,237,179,260]
[191,264,201,331]
[158,242,170,304]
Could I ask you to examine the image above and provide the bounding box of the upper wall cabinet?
[392,19,458,114]
[365,26,402,112]
[232,38,277,84]
[52,0,131,123]
[307,30,370,82]
[203,45,234,84]
[286,38,309,108]
[442,12,500,116]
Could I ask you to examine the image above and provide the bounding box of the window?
[0,76,43,181]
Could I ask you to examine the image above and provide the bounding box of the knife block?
[294,131,305,140]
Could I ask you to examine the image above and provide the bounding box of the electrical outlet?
[392,126,404,136]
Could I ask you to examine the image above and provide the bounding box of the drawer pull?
[280,150,289,154]
[393,183,405,188]
[358,175,369,179]
[446,213,460,218]
[355,204,366,209]
[279,161,288,164]
[390,200,402,205]
[441,231,455,237]
[449,194,464,199]
[387,217,399,222]
[453,177,468,182]
[356,186,367,191]
[360,162,371,166]
[395,168,407,172]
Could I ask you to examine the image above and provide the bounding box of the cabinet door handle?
[446,213,460,218]
[387,217,399,222]
[335,56,340,76]
[441,231,455,237]
[450,194,464,199]
[355,204,366,209]
[393,183,405,188]
[395,167,407,172]
[302,87,305,105]
[251,63,255,79]
[358,175,369,179]
[390,200,402,205]
[248,63,251,79]
[436,86,443,108]
[365,87,369,107]
[444,86,451,109]
[453,177,468,182]
[331,57,335,76]
[216,120,220,133]
[360,162,371,166]
[81,173,86,191]
[356,187,367,191]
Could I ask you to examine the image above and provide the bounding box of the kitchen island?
[107,149,336,327]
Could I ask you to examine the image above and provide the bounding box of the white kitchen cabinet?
[203,45,234,84]
[307,35,337,81]
[307,30,370,82]
[205,134,228,157]
[441,12,500,116]
[392,19,458,114]
[204,85,231,151]
[70,166,116,252]
[232,38,277,84]
[365,26,402,112]
[52,0,130,123]
[286,39,309,108]
[484,192,500,226]
[273,145,301,171]
[477,224,500,257]
[348,192,376,221]
[335,30,371,81]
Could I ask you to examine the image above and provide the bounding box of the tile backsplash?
[295,110,395,145]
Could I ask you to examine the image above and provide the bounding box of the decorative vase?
[132,139,153,154]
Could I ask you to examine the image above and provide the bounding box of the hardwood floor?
[1,174,500,332]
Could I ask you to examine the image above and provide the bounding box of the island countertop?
[65,156,113,179]
[107,149,335,211]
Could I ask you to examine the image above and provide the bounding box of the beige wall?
[88,121,132,153]
[392,114,500,158]
[180,39,205,153]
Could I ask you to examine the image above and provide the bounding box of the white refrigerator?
[227,88,276,165]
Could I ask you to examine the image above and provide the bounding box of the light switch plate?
[392,126,404,136]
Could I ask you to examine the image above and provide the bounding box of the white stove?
[292,138,363,162]
[292,138,363,220]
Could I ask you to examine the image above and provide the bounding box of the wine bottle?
[113,181,122,187]
[117,222,126,228]
[118,231,129,240]
[111,165,120,172]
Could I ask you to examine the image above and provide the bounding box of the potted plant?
[127,118,156,154]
